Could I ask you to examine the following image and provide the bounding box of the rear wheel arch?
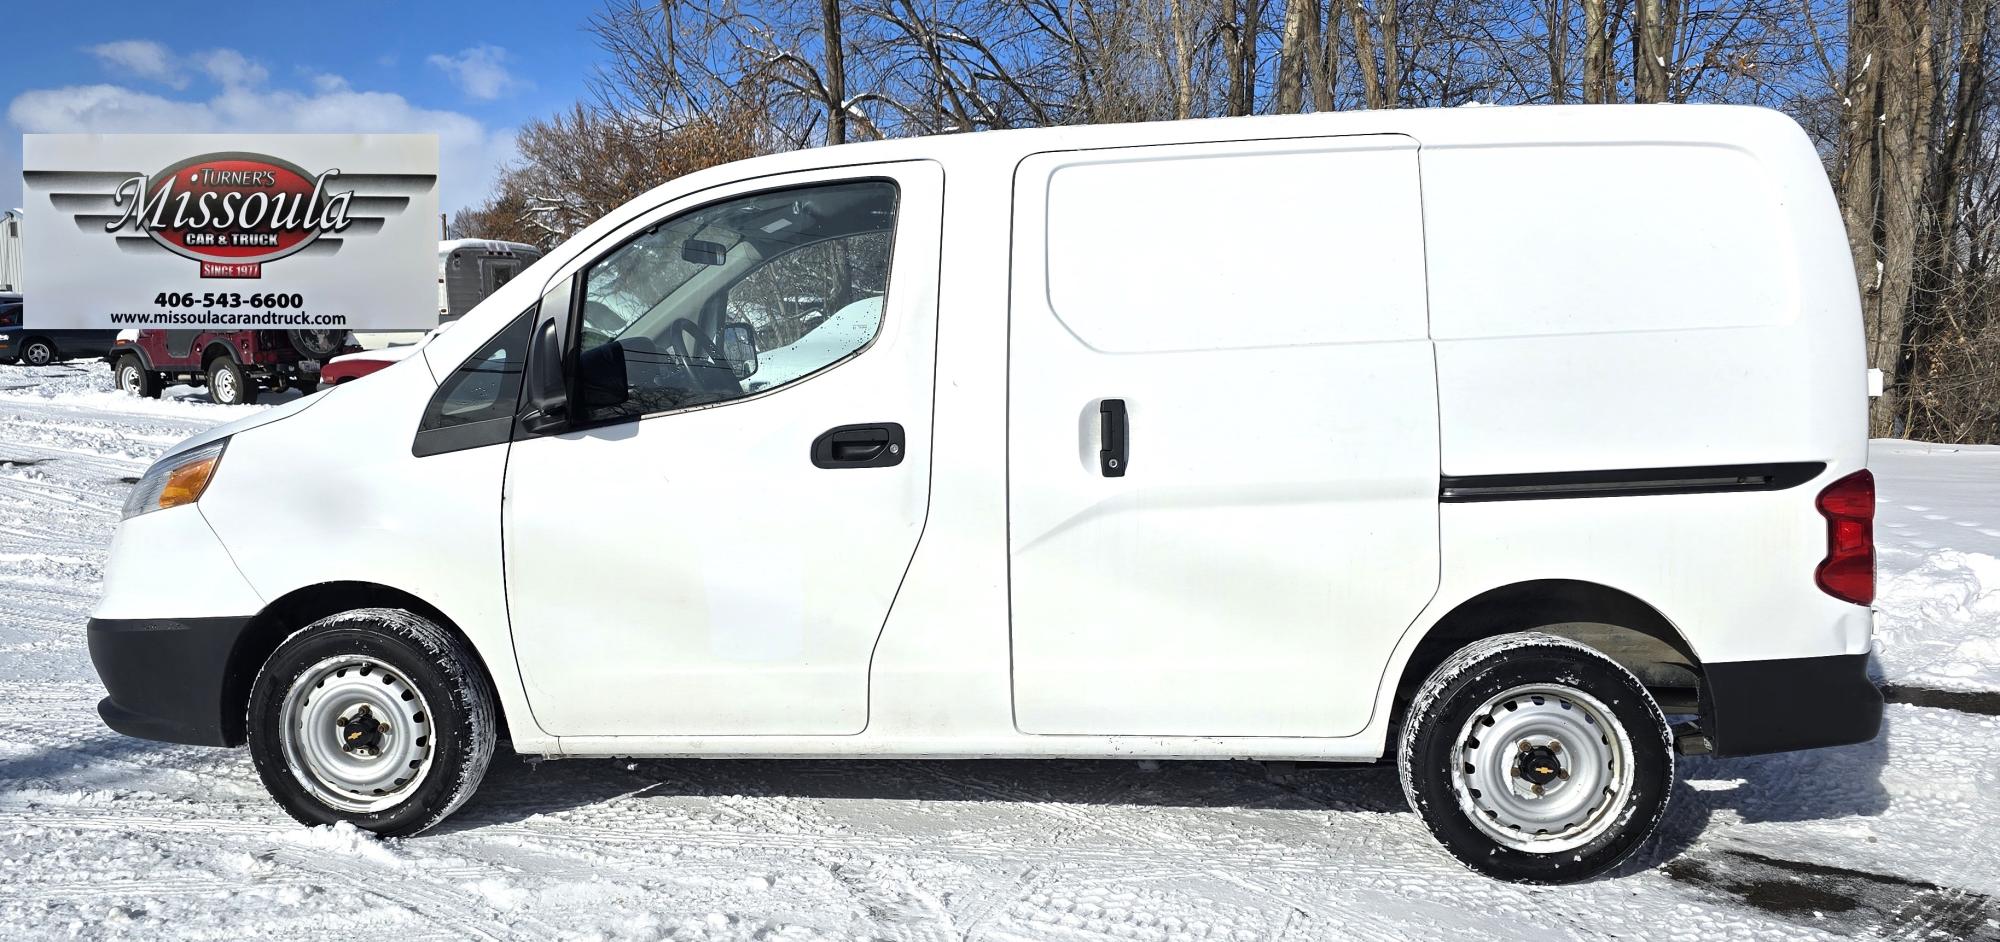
[1393,580,1701,723]
[201,342,238,369]
[223,582,508,747]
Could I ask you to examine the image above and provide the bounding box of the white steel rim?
[119,364,141,392]
[279,655,436,813]
[213,368,239,403]
[1451,683,1634,854]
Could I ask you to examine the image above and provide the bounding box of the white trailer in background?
[438,239,543,323]
[355,239,547,350]
[0,210,22,292]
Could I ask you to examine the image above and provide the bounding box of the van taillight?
[1815,469,1875,606]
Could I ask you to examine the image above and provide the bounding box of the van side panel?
[1007,137,1441,738]
[1418,109,1870,668]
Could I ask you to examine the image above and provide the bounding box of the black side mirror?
[521,318,568,433]
[718,322,758,379]
[578,339,630,408]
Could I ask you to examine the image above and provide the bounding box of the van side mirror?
[521,318,568,433]
[719,322,758,379]
[578,339,630,408]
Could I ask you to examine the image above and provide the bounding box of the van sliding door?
[1005,136,1440,738]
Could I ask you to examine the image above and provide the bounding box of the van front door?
[502,165,942,737]
[1006,137,1440,738]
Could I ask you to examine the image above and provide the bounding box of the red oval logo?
[111,152,354,265]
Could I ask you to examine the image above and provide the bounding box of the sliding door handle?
[1099,399,1127,477]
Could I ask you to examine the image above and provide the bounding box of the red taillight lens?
[1815,469,1875,606]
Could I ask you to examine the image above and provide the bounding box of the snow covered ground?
[1,360,1996,941]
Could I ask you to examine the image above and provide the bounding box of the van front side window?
[574,180,899,423]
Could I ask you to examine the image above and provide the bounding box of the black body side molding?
[1439,462,1826,503]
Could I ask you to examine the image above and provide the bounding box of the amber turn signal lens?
[157,455,220,511]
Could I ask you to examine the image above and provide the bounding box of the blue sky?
[2,1,606,214]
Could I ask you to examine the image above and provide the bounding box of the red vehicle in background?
[318,339,427,386]
[107,328,358,404]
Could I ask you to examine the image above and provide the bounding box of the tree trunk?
[1633,0,1669,102]
[1168,0,1198,118]
[1351,0,1384,107]
[1840,0,1941,436]
[1318,0,1342,110]
[1899,0,1989,437]
[1223,0,1250,115]
[1547,0,1568,103]
[1583,0,1610,102]
[1276,0,1313,112]
[821,0,847,145]
[1380,0,1400,107]
[1240,0,1265,114]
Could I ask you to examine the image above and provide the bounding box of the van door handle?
[812,423,905,469]
[1099,399,1127,477]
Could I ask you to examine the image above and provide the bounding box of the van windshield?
[579,214,750,345]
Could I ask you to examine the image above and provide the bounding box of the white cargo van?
[90,105,1880,883]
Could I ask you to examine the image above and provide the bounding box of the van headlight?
[123,440,227,519]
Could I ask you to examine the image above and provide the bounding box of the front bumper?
[88,615,254,746]
[1702,652,1883,756]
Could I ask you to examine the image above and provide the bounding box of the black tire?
[1398,632,1673,884]
[207,356,259,405]
[288,329,343,359]
[114,356,162,398]
[20,338,56,366]
[247,608,497,836]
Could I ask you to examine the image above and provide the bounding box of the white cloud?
[426,45,529,101]
[86,40,186,89]
[194,49,269,89]
[83,41,272,91]
[6,82,517,213]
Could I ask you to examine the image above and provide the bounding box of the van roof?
[569,104,1805,257]
[674,102,1794,175]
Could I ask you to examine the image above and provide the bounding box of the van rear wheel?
[1398,632,1673,884]
[246,608,497,836]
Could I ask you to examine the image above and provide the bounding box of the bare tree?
[453,0,2000,441]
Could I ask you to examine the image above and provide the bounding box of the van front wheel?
[247,608,497,836]
[1398,632,1673,884]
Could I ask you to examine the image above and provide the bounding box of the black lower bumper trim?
[1702,652,1883,756]
[88,616,253,747]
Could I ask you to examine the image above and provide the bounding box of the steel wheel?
[118,363,143,393]
[278,655,437,814]
[1450,683,1634,854]
[212,367,239,403]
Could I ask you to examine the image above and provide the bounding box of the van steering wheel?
[661,318,738,394]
